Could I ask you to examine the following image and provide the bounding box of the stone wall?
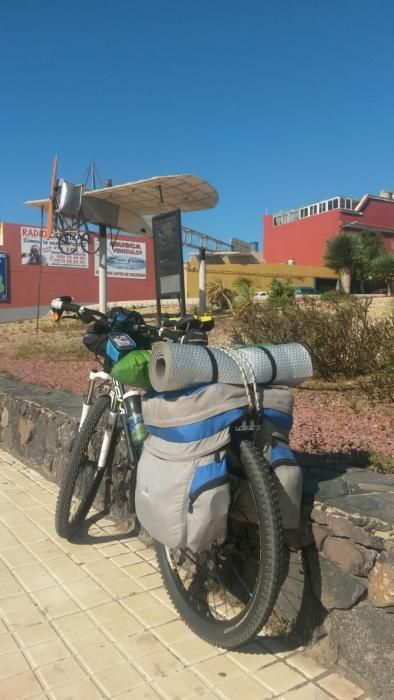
[276,459,394,698]
[0,377,393,697]
[364,295,394,319]
[0,378,133,523]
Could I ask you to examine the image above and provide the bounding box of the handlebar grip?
[51,298,81,314]
[51,298,111,326]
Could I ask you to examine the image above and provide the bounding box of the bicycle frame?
[80,369,140,476]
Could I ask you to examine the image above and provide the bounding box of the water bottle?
[124,391,148,446]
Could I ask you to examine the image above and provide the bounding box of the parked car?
[254,291,269,301]
[292,286,321,296]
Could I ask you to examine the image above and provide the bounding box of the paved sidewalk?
[0,449,368,700]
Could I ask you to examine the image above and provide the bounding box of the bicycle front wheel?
[156,440,284,649]
[55,395,112,539]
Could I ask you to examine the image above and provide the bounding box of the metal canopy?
[25,174,218,235]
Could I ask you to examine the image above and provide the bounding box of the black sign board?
[152,210,186,317]
[0,253,8,302]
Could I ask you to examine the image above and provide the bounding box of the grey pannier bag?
[257,386,302,529]
[216,386,303,531]
[135,383,248,552]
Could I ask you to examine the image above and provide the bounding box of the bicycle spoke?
[166,478,261,623]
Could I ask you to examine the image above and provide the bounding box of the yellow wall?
[185,257,337,297]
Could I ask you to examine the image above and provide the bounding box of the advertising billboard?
[0,253,8,301]
[95,238,146,279]
[20,226,89,268]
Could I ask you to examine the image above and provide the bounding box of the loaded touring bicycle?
[52,296,308,649]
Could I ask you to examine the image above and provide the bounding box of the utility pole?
[198,247,207,314]
[98,178,112,313]
[98,223,107,313]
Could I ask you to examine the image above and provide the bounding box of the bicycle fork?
[80,370,118,472]
[79,370,112,430]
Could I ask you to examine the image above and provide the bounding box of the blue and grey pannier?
[135,383,302,552]
[136,383,247,552]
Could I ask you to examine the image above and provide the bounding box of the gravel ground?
[0,314,392,462]
[1,355,392,461]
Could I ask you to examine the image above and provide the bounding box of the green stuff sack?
[111,350,151,388]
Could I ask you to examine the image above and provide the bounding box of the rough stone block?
[326,493,394,527]
[1,406,9,428]
[303,475,349,498]
[345,469,394,492]
[322,536,376,577]
[368,551,394,608]
[311,522,330,550]
[18,417,34,446]
[330,604,394,698]
[307,549,367,610]
[311,507,386,550]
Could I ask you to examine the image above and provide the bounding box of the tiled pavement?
[0,449,369,700]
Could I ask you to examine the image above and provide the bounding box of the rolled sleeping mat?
[149,342,312,392]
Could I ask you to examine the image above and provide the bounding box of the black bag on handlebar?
[109,308,154,350]
[82,322,109,357]
[109,307,144,330]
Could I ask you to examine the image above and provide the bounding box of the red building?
[263,191,394,266]
[0,222,155,321]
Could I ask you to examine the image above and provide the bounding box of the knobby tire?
[55,395,111,539]
[155,440,284,649]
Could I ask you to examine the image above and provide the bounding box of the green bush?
[267,277,295,302]
[320,289,347,301]
[232,276,255,309]
[232,296,394,389]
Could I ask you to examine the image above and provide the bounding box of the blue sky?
[1,0,394,247]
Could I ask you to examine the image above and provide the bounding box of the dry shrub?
[232,297,394,396]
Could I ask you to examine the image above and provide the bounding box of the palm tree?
[371,252,394,296]
[324,233,355,293]
[351,231,383,292]
[207,278,234,311]
[232,276,256,308]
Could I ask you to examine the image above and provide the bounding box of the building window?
[319,202,326,213]
[328,200,333,210]
[333,198,339,208]
[345,198,352,209]
[340,198,345,208]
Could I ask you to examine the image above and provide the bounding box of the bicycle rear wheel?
[80,232,100,255]
[57,233,78,255]
[55,395,112,539]
[155,440,283,649]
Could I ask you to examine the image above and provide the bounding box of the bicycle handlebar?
[50,298,161,341]
[51,297,109,324]
[51,298,212,345]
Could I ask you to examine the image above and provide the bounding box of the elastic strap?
[258,346,277,383]
[203,346,219,383]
